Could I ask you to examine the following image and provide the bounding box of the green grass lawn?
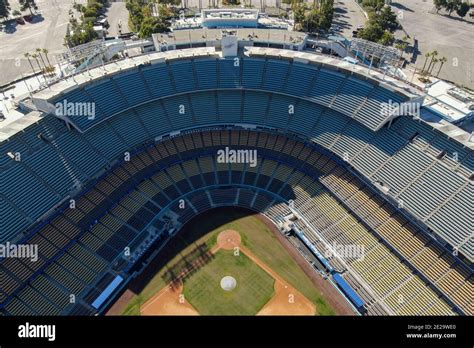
[121,208,335,315]
[183,249,275,315]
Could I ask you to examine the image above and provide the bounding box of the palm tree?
[31,53,42,73]
[42,48,52,68]
[24,52,42,84]
[19,0,38,16]
[422,52,431,72]
[36,48,47,70]
[427,50,438,73]
[429,57,439,75]
[24,53,36,74]
[437,57,448,77]
[395,39,408,59]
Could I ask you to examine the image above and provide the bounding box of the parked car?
[23,15,33,22]
[16,17,25,25]
[94,18,109,28]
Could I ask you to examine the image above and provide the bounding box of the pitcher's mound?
[217,230,241,250]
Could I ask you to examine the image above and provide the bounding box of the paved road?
[331,0,366,38]
[391,0,474,88]
[107,2,131,37]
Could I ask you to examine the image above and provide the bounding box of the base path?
[258,282,315,316]
[106,289,136,316]
[140,281,198,316]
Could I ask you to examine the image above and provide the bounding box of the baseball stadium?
[0,6,473,319]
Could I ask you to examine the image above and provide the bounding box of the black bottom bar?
[0,316,471,346]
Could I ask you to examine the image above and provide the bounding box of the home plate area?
[140,230,315,315]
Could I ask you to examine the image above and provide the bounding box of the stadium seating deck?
[1,129,470,317]
[1,53,472,317]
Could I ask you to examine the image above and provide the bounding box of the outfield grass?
[121,208,335,315]
[183,249,275,315]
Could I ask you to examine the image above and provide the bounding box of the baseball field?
[118,208,336,316]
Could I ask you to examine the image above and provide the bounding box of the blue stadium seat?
[310,109,350,148]
[308,68,345,106]
[0,198,30,243]
[356,87,406,130]
[267,94,293,129]
[134,100,172,138]
[287,99,323,134]
[217,91,241,122]
[194,59,218,90]
[24,145,79,196]
[83,122,129,161]
[242,91,269,124]
[114,71,151,107]
[400,161,465,218]
[54,132,106,179]
[141,64,174,98]
[2,164,59,221]
[190,92,218,125]
[332,77,374,116]
[85,79,127,118]
[374,143,433,195]
[263,60,289,92]
[0,138,30,169]
[108,110,149,147]
[428,182,473,257]
[284,63,317,97]
[331,120,374,160]
[218,58,241,88]
[162,95,195,130]
[242,59,264,88]
[17,123,49,151]
[351,127,406,176]
[170,61,196,93]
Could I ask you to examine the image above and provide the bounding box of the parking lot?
[0,0,80,85]
[0,0,131,86]
[2,0,471,89]
[391,0,474,88]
